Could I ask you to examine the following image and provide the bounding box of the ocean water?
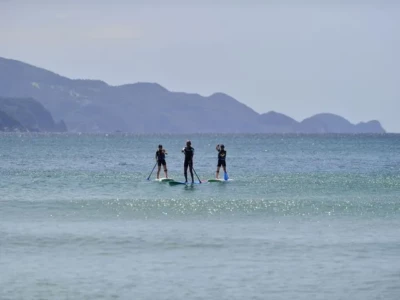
[1,133,399,300]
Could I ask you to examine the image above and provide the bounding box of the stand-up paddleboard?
[155,178,174,182]
[207,178,231,182]
[169,180,202,186]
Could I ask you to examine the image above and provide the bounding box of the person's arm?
[216,144,220,151]
[155,151,158,160]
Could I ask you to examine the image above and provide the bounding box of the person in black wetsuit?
[181,140,194,183]
[155,144,168,179]
[216,144,227,179]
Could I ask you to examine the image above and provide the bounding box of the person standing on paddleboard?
[182,140,195,183]
[155,144,168,179]
[216,144,227,179]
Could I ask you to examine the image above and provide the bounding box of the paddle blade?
[224,172,229,180]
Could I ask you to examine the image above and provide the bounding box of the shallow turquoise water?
[1,133,399,299]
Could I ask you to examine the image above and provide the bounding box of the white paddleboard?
[155,178,174,182]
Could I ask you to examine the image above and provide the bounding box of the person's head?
[158,144,162,149]
[186,140,191,147]
[220,144,225,149]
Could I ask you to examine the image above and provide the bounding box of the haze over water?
[1,133,399,300]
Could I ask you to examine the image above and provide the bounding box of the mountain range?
[0,97,67,132]
[0,57,385,133]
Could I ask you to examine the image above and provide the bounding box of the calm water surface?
[1,133,399,300]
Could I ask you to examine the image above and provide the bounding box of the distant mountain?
[0,57,386,133]
[0,97,67,132]
[299,113,385,134]
[299,113,354,133]
[355,120,385,133]
[0,109,25,131]
[258,111,299,133]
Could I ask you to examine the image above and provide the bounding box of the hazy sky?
[1,0,399,131]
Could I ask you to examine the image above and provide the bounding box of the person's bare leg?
[164,165,168,178]
[157,165,161,179]
[216,166,220,179]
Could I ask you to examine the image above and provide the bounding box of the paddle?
[192,167,202,184]
[146,162,157,180]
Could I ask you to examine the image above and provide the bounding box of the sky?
[1,0,399,131]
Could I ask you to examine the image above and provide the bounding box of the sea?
[1,133,399,300]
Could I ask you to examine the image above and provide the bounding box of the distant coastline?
[0,57,386,134]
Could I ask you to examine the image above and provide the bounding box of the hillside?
[258,111,299,133]
[0,97,67,132]
[0,109,25,131]
[0,57,386,133]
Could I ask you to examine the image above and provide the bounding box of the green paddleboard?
[168,181,201,186]
[207,179,226,182]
